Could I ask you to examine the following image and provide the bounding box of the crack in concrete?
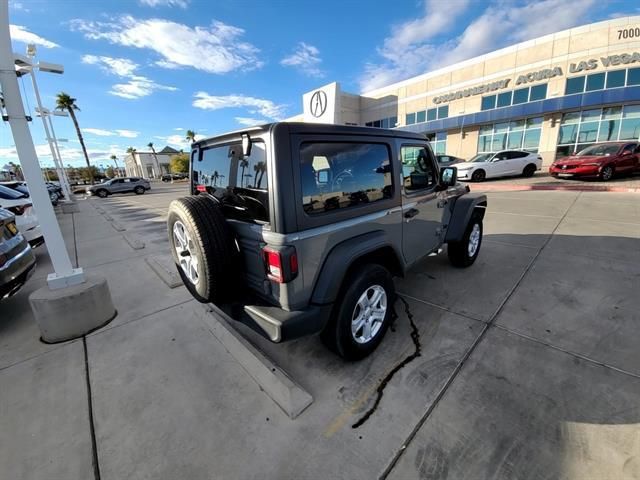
[352,296,422,429]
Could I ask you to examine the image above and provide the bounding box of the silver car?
[88,177,151,198]
[0,208,36,299]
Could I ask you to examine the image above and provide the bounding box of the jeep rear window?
[193,141,269,223]
[300,142,393,215]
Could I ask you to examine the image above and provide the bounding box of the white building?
[124,146,180,178]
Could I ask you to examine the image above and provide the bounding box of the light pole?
[35,107,73,200]
[45,109,74,196]
[1,0,115,342]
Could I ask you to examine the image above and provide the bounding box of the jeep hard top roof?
[192,122,427,149]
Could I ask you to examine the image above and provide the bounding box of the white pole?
[45,112,74,198]
[0,0,83,289]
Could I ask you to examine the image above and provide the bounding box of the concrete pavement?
[1,182,639,479]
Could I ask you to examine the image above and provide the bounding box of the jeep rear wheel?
[322,264,395,360]
[448,212,483,268]
[167,196,239,303]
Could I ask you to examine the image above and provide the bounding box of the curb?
[469,183,640,193]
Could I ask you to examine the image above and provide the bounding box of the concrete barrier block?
[110,221,126,232]
[60,201,80,214]
[145,255,182,288]
[122,233,145,250]
[196,304,313,419]
[29,274,117,343]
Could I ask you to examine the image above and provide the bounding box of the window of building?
[427,108,437,121]
[529,84,547,101]
[373,120,381,128]
[565,76,585,95]
[381,118,389,128]
[477,116,543,153]
[556,104,640,158]
[416,110,426,123]
[300,142,393,215]
[481,95,496,111]
[606,69,626,88]
[512,88,529,105]
[496,91,512,108]
[586,72,605,92]
[437,105,449,118]
[389,116,398,128]
[406,113,416,125]
[628,67,640,86]
[401,146,437,191]
[425,131,447,154]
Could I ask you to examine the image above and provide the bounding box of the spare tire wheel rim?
[468,223,481,257]
[351,285,387,344]
[173,220,199,285]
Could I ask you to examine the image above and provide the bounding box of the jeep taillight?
[263,246,298,283]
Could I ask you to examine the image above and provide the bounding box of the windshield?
[469,153,494,163]
[193,140,269,223]
[576,144,621,156]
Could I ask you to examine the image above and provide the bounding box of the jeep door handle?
[404,208,419,219]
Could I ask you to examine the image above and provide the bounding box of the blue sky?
[1,0,636,169]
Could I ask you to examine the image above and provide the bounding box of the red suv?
[550,142,640,181]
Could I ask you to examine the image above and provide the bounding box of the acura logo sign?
[310,90,328,118]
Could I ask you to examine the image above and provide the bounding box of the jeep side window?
[401,146,437,191]
[300,142,393,215]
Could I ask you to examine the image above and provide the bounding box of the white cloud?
[81,54,176,99]
[280,42,324,78]
[235,117,268,127]
[193,92,286,120]
[71,16,263,74]
[360,0,596,92]
[115,129,139,138]
[139,0,188,7]
[81,128,140,138]
[153,133,206,149]
[82,55,138,77]
[9,25,59,48]
[10,2,29,12]
[110,77,177,99]
[173,127,184,131]
[84,128,115,136]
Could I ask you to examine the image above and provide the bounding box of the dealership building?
[292,16,640,165]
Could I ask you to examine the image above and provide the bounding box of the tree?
[239,159,249,187]
[185,129,196,144]
[126,147,137,177]
[110,154,120,177]
[56,92,94,184]
[253,161,266,188]
[8,161,23,180]
[105,166,115,178]
[169,153,189,173]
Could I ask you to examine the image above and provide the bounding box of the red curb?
[468,183,640,193]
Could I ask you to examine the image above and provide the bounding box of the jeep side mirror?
[440,166,457,187]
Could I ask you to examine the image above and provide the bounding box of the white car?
[0,185,43,246]
[456,150,543,181]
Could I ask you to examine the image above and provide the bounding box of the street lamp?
[35,106,73,199]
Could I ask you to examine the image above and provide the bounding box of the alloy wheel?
[468,223,481,257]
[351,285,387,344]
[173,220,199,285]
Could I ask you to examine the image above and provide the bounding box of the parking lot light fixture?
[35,107,73,200]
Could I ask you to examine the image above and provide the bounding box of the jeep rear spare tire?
[167,196,239,303]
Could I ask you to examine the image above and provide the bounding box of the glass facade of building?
[406,105,449,125]
[565,67,640,95]
[365,115,398,128]
[480,84,547,111]
[426,131,447,154]
[555,104,640,157]
[477,117,543,153]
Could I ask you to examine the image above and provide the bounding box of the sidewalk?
[468,171,640,193]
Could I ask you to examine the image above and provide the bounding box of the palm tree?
[254,161,266,188]
[56,92,94,184]
[185,130,196,144]
[239,158,249,187]
[110,154,120,177]
[126,147,137,177]
[147,142,159,177]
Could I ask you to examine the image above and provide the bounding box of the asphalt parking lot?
[1,181,639,479]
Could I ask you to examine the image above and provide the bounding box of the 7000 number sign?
[618,27,640,40]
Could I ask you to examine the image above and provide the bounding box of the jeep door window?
[401,146,437,191]
[300,142,392,215]
[194,141,269,222]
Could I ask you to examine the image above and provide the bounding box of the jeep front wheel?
[448,212,483,268]
[167,196,239,303]
[322,264,395,360]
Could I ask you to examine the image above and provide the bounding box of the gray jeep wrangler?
[168,123,486,360]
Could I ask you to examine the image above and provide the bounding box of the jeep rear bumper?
[220,301,333,342]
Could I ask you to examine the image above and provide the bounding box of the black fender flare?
[445,193,487,243]
[311,231,403,305]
